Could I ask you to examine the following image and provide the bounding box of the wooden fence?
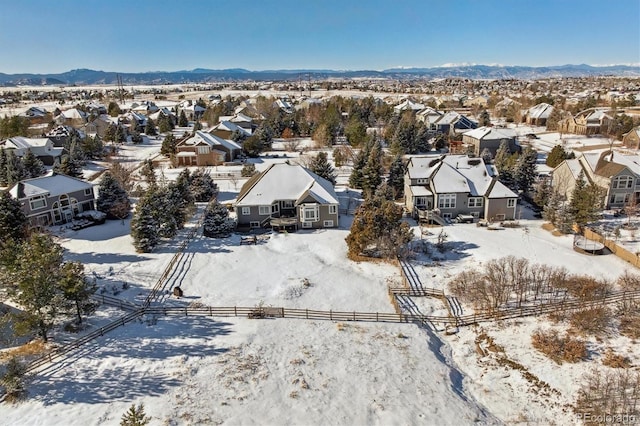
[584,228,640,268]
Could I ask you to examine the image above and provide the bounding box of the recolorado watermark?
[577,412,637,424]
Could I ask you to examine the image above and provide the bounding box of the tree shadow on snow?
[30,317,233,406]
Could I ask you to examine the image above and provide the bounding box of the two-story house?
[0,136,64,165]
[235,163,339,231]
[175,131,242,166]
[461,126,520,157]
[8,173,97,227]
[404,154,518,223]
[552,151,640,209]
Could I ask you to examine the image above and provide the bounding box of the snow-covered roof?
[435,111,462,125]
[58,108,87,120]
[526,103,553,120]
[236,163,338,207]
[599,152,640,176]
[213,121,250,135]
[486,180,517,199]
[4,136,51,149]
[9,174,94,199]
[394,99,424,112]
[410,186,433,197]
[463,126,517,141]
[184,131,242,152]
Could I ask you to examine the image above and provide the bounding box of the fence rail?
[90,294,140,311]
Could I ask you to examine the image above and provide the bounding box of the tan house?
[461,126,520,157]
[557,108,613,135]
[552,151,640,209]
[523,103,553,126]
[175,131,242,166]
[623,126,640,149]
[404,154,518,223]
[235,163,339,231]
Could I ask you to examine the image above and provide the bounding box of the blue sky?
[1,0,638,73]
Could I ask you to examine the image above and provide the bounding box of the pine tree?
[241,163,257,177]
[81,135,104,160]
[0,191,28,245]
[514,147,538,193]
[53,156,83,178]
[203,200,234,237]
[2,233,67,342]
[178,110,188,127]
[189,169,218,202]
[494,140,516,188]
[158,115,174,133]
[348,148,367,189]
[361,141,383,196]
[145,118,157,136]
[120,403,151,426]
[58,261,97,324]
[309,152,336,185]
[478,109,491,126]
[480,148,493,164]
[415,123,431,153]
[345,189,413,259]
[96,171,131,219]
[160,133,177,156]
[570,171,605,230]
[21,149,45,179]
[6,150,26,186]
[139,159,156,188]
[0,357,27,402]
[387,154,405,200]
[130,192,161,252]
[0,148,8,186]
[546,145,571,168]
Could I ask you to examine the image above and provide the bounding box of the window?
[416,178,428,184]
[443,213,452,220]
[250,221,260,228]
[197,146,210,154]
[415,196,427,206]
[84,188,93,196]
[612,175,634,189]
[29,195,47,210]
[301,221,312,228]
[328,205,338,215]
[301,205,319,222]
[258,205,271,215]
[507,199,516,208]
[610,193,630,204]
[471,212,479,218]
[468,197,483,208]
[323,220,334,227]
[282,200,294,209]
[241,207,250,216]
[271,203,279,214]
[438,194,456,209]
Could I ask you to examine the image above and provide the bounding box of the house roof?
[9,174,94,199]
[236,163,338,207]
[394,99,424,112]
[595,151,640,177]
[407,154,515,198]
[211,121,250,136]
[486,180,517,199]
[2,136,64,158]
[57,108,87,120]
[183,131,242,152]
[410,186,433,197]
[526,103,554,120]
[463,126,516,141]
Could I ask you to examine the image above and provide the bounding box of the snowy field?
[3,206,638,424]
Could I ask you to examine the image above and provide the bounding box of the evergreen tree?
[0,191,28,245]
[21,149,46,179]
[546,144,572,168]
[569,171,605,230]
[2,233,67,342]
[96,171,131,219]
[345,189,413,259]
[348,146,368,189]
[387,154,405,200]
[241,163,257,177]
[533,179,552,209]
[178,110,188,127]
[309,152,336,185]
[480,148,493,163]
[391,116,417,155]
[139,159,156,188]
[361,141,383,196]
[120,403,151,426]
[0,357,27,402]
[478,109,491,126]
[0,116,29,139]
[81,135,105,160]
[494,140,516,188]
[514,147,538,193]
[144,118,157,136]
[6,150,26,186]
[58,261,97,324]
[158,115,174,133]
[53,156,83,178]
[130,192,161,252]
[160,133,177,156]
[107,101,121,117]
[332,146,347,168]
[188,169,218,202]
[203,200,234,238]
[415,123,431,153]
[542,189,563,227]
[0,148,8,186]
[344,118,367,147]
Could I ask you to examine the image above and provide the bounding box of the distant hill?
[0,64,638,86]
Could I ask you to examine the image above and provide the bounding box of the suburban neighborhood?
[1,1,640,425]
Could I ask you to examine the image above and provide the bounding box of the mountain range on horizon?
[1,64,639,86]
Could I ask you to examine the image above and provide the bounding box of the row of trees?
[449,256,614,313]
[493,141,538,194]
[0,148,46,186]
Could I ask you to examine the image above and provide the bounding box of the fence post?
[306,309,309,319]
[376,312,379,322]
[234,306,237,316]
[209,306,212,316]
[330,310,332,320]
